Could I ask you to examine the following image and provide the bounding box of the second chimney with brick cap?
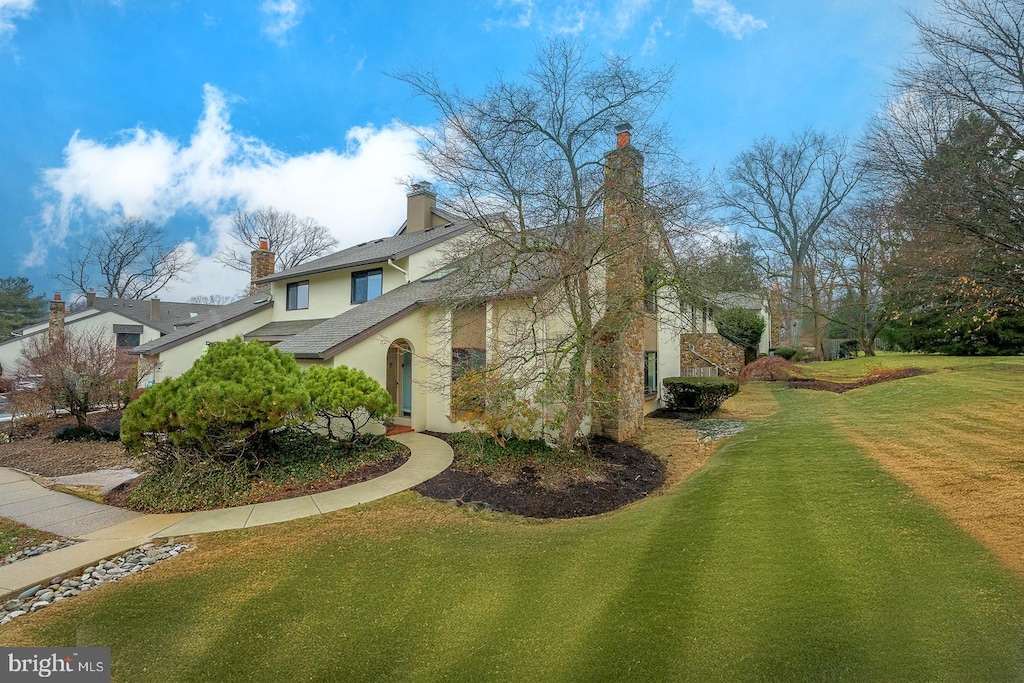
[250,238,275,294]
[151,298,161,322]
[48,293,66,344]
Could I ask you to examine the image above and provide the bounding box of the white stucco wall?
[0,311,162,378]
[138,309,275,384]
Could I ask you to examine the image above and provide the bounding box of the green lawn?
[4,356,1024,681]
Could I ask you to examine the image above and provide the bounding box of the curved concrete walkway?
[0,432,452,597]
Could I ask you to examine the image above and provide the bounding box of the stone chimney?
[86,291,96,308]
[151,298,161,322]
[405,182,436,233]
[48,293,66,344]
[596,123,646,443]
[250,238,275,294]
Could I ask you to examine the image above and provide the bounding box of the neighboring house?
[679,291,771,377]
[0,293,221,377]
[133,130,685,441]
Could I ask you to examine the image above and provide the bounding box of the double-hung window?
[286,281,309,310]
[351,268,383,304]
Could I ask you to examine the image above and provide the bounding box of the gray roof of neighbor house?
[254,218,475,284]
[131,295,274,355]
[2,296,222,346]
[88,297,221,335]
[713,292,766,311]
[273,278,445,359]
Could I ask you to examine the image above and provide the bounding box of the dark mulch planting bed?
[785,367,929,393]
[414,436,666,519]
[106,450,410,509]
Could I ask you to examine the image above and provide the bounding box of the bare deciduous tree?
[56,216,195,300]
[718,129,862,347]
[188,294,236,306]
[17,326,136,428]
[398,38,701,451]
[216,207,338,272]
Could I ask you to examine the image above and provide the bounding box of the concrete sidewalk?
[0,432,452,596]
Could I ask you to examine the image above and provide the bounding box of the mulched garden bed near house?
[414,435,666,519]
[784,367,929,393]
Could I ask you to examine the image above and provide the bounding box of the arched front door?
[386,340,413,423]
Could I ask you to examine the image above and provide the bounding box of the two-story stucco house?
[133,129,687,440]
[0,293,220,378]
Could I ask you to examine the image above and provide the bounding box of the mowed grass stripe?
[4,368,1024,681]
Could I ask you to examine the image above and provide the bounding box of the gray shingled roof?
[255,219,474,284]
[713,292,765,311]
[273,279,444,359]
[89,297,220,335]
[244,318,328,340]
[131,295,274,355]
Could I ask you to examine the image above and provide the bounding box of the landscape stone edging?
[0,541,192,626]
[2,538,79,567]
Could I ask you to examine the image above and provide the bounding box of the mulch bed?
[0,412,135,476]
[414,436,666,519]
[105,449,411,509]
[784,367,929,393]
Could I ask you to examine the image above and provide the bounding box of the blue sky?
[0,0,929,302]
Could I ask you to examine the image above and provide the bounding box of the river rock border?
[2,539,78,567]
[0,541,192,626]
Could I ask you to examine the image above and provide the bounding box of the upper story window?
[116,332,141,348]
[286,281,309,310]
[352,268,383,304]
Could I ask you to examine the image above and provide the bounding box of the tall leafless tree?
[56,216,195,300]
[718,129,862,346]
[397,38,702,451]
[216,207,338,272]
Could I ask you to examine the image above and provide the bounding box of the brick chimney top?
[53,292,62,302]
[250,237,276,294]
[258,238,269,251]
[615,123,632,149]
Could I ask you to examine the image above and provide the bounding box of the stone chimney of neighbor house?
[405,182,436,233]
[48,293,66,344]
[86,290,96,308]
[250,238,275,294]
[151,298,161,322]
[596,123,646,443]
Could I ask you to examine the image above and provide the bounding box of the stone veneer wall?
[250,242,275,294]
[48,294,65,344]
[596,128,646,443]
[680,333,745,378]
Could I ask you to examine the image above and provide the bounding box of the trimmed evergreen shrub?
[773,347,799,360]
[121,337,310,461]
[303,365,396,442]
[662,377,740,415]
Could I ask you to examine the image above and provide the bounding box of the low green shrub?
[773,347,798,360]
[53,424,120,443]
[662,377,740,415]
[839,340,860,358]
[121,428,406,512]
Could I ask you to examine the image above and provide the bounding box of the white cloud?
[641,17,663,56]
[486,0,534,31]
[610,0,652,36]
[30,85,431,301]
[261,0,305,45]
[0,0,34,40]
[692,0,766,39]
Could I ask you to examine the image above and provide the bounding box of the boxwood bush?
[662,377,740,415]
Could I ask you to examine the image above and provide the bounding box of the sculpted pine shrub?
[121,337,309,462]
[303,365,395,442]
